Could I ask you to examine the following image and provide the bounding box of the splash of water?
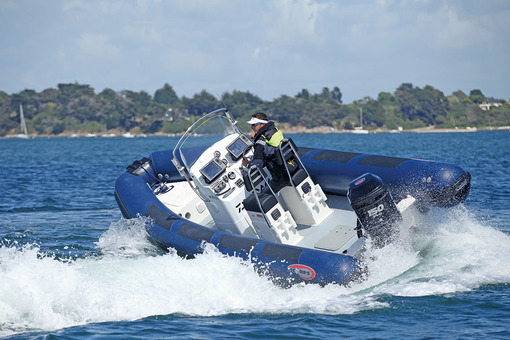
[370,206,510,296]
[94,216,160,257]
[1,208,509,336]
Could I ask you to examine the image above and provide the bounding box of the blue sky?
[1,0,509,103]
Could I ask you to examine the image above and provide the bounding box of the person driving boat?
[242,112,289,191]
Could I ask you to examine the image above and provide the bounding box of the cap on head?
[247,112,268,125]
[246,117,268,125]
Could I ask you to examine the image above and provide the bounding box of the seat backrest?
[281,138,298,158]
[277,138,301,177]
[291,168,308,186]
[243,192,278,213]
[243,166,266,192]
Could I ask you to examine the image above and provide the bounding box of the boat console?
[169,108,421,254]
[170,109,334,245]
[182,133,258,237]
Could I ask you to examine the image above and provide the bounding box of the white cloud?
[124,25,163,45]
[416,4,494,49]
[98,1,126,14]
[62,0,91,12]
[0,0,509,102]
[0,1,18,10]
[265,0,328,44]
[76,33,120,59]
[252,47,261,59]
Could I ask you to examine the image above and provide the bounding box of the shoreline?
[2,125,509,139]
[279,125,510,134]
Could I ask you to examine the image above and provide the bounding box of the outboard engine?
[348,173,402,248]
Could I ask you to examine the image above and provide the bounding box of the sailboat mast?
[20,105,28,135]
[359,108,363,129]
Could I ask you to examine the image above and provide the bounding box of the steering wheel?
[242,144,254,160]
[240,144,254,170]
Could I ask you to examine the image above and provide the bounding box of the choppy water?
[1,131,509,339]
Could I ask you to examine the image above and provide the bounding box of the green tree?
[362,100,385,127]
[320,87,330,100]
[271,95,302,125]
[377,92,395,104]
[182,90,221,116]
[331,86,342,103]
[469,89,486,104]
[295,89,310,100]
[57,83,94,106]
[2,81,510,137]
[220,90,265,118]
[452,90,468,101]
[394,83,448,126]
[154,83,180,107]
[123,90,151,109]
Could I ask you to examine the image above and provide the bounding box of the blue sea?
[1,131,509,339]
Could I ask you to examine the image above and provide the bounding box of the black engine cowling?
[348,173,402,248]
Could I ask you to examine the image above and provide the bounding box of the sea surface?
[1,131,509,339]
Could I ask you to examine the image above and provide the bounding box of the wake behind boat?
[114,108,471,285]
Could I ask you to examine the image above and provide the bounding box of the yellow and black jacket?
[248,121,287,183]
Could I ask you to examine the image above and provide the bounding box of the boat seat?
[276,138,332,226]
[291,168,308,187]
[275,139,298,169]
[244,191,301,245]
[242,165,301,245]
[243,165,266,193]
[243,193,278,213]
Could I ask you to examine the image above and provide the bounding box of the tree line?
[0,82,508,136]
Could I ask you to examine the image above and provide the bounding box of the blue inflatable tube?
[296,147,470,207]
[115,170,359,285]
[143,147,470,207]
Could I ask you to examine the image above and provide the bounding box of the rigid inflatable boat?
[115,108,471,285]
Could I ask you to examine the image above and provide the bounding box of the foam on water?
[371,206,510,296]
[1,208,510,336]
[94,217,161,257]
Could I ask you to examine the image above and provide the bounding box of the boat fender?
[126,157,159,186]
[348,173,402,248]
[126,157,151,175]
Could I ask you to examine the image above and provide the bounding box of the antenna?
[216,93,229,112]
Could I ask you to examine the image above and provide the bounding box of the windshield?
[175,109,238,169]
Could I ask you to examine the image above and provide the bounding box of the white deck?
[295,207,358,252]
[156,182,362,255]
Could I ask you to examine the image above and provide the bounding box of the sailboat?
[352,108,369,134]
[15,105,29,139]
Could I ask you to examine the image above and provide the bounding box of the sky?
[1,0,509,104]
